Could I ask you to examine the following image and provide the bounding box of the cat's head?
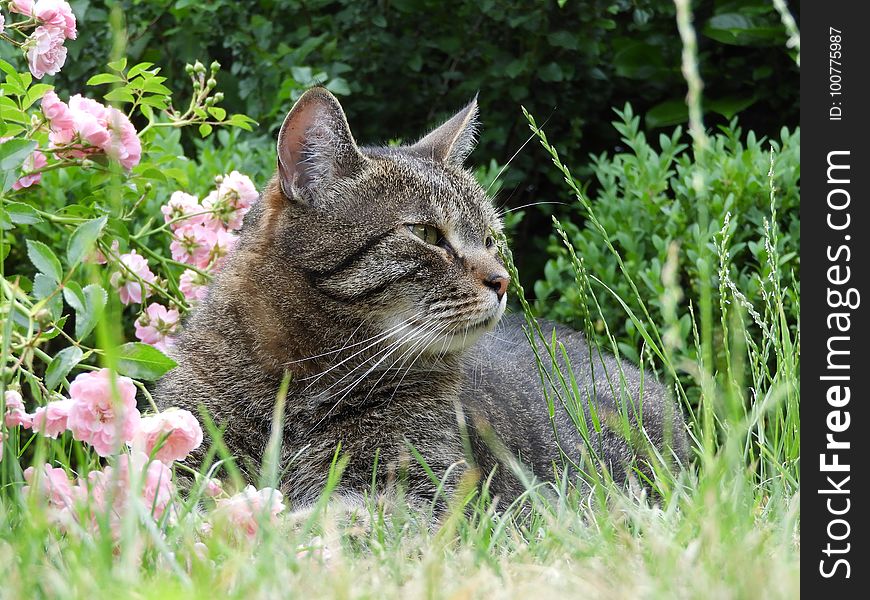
[259,88,508,355]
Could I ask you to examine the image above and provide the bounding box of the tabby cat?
[155,88,688,509]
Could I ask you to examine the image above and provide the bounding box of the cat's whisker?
[300,313,419,392]
[308,322,424,399]
[485,128,538,195]
[290,312,423,367]
[303,322,442,435]
[312,317,437,400]
[360,321,449,405]
[384,324,450,406]
[497,200,568,215]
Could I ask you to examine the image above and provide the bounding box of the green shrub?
[532,105,800,380]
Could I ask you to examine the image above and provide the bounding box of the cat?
[154,87,688,510]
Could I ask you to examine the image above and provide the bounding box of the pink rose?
[134,302,180,352]
[34,0,77,40]
[78,452,175,528]
[161,191,203,230]
[4,389,32,428]
[66,368,141,457]
[10,0,35,16]
[179,268,210,303]
[23,464,76,526]
[41,90,76,132]
[109,250,156,305]
[68,94,111,148]
[138,409,203,463]
[115,451,174,519]
[26,26,67,79]
[31,398,75,438]
[212,485,285,538]
[170,223,213,268]
[202,171,258,231]
[204,477,223,498]
[11,148,47,190]
[104,106,141,169]
[203,226,238,271]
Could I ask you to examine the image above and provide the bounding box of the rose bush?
[1,0,284,548]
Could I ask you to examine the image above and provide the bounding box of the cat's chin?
[425,301,507,355]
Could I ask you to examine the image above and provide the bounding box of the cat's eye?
[485,235,495,249]
[408,224,443,246]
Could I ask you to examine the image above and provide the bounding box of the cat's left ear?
[410,95,479,166]
[276,87,367,204]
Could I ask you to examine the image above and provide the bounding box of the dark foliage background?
[57,0,799,286]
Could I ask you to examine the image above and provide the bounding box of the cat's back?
[460,314,688,488]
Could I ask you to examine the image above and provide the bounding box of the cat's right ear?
[276,88,366,204]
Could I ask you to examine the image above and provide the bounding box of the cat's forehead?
[358,149,499,237]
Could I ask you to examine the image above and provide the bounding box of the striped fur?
[155,89,688,510]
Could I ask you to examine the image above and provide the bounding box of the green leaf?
[33,273,63,321]
[5,202,42,225]
[141,79,172,95]
[67,215,108,266]
[104,88,135,104]
[87,73,125,85]
[228,113,257,131]
[127,62,156,79]
[207,106,226,121]
[707,95,758,119]
[139,96,168,109]
[645,99,689,129]
[1,139,39,192]
[26,240,63,283]
[107,58,128,72]
[0,139,38,171]
[116,342,177,380]
[199,123,213,138]
[63,283,108,340]
[45,346,85,390]
[23,84,53,110]
[79,284,108,339]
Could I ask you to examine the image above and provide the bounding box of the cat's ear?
[276,88,366,203]
[410,96,480,166]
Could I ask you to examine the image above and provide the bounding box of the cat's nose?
[484,273,509,301]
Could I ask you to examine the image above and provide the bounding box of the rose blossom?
[212,485,285,538]
[78,452,175,528]
[134,302,180,352]
[66,368,141,457]
[161,191,203,230]
[104,106,141,169]
[31,398,75,438]
[204,477,223,498]
[44,93,140,169]
[41,89,76,132]
[12,148,47,190]
[202,172,258,231]
[10,0,35,16]
[34,0,77,40]
[138,409,203,463]
[204,226,238,271]
[170,223,213,268]
[109,250,156,305]
[179,268,209,303]
[23,464,76,525]
[26,25,68,79]
[4,389,32,428]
